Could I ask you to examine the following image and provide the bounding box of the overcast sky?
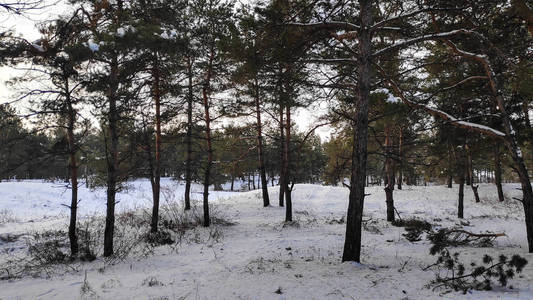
[0,1,332,140]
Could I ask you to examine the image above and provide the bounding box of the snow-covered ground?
[1,180,533,299]
[0,178,236,222]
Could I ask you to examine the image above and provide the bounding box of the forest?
[1,0,533,299]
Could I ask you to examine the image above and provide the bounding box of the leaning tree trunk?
[384,126,395,222]
[431,20,533,251]
[150,55,162,233]
[284,105,292,222]
[496,93,533,252]
[65,79,78,257]
[254,79,270,207]
[494,144,504,202]
[342,0,372,263]
[184,57,194,210]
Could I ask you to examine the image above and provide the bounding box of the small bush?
[392,218,432,242]
[392,218,432,231]
[146,230,174,246]
[142,276,165,287]
[0,229,73,279]
[157,192,234,246]
[325,216,345,225]
[0,188,234,279]
[28,239,67,265]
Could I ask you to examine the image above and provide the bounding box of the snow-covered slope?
[1,181,532,299]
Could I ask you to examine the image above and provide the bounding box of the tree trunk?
[342,0,372,263]
[103,51,120,257]
[465,144,472,186]
[521,99,533,172]
[494,144,504,202]
[278,103,285,207]
[284,106,292,222]
[472,184,480,203]
[447,145,453,188]
[397,128,402,190]
[230,169,235,191]
[84,165,89,188]
[495,93,533,252]
[103,0,124,257]
[254,79,270,207]
[184,57,194,210]
[66,78,78,257]
[458,171,465,219]
[466,145,480,203]
[252,173,255,189]
[384,126,395,222]
[150,55,162,233]
[201,45,215,227]
[465,145,477,202]
[104,92,118,256]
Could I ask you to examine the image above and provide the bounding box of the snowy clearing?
[1,180,532,299]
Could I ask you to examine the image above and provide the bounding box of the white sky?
[0,0,70,101]
[0,1,332,141]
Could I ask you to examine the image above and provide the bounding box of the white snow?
[159,29,177,40]
[517,147,523,158]
[374,88,400,103]
[57,51,69,60]
[1,181,532,299]
[117,25,136,37]
[87,40,99,52]
[425,106,506,137]
[0,178,234,222]
[455,120,506,137]
[116,27,126,37]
